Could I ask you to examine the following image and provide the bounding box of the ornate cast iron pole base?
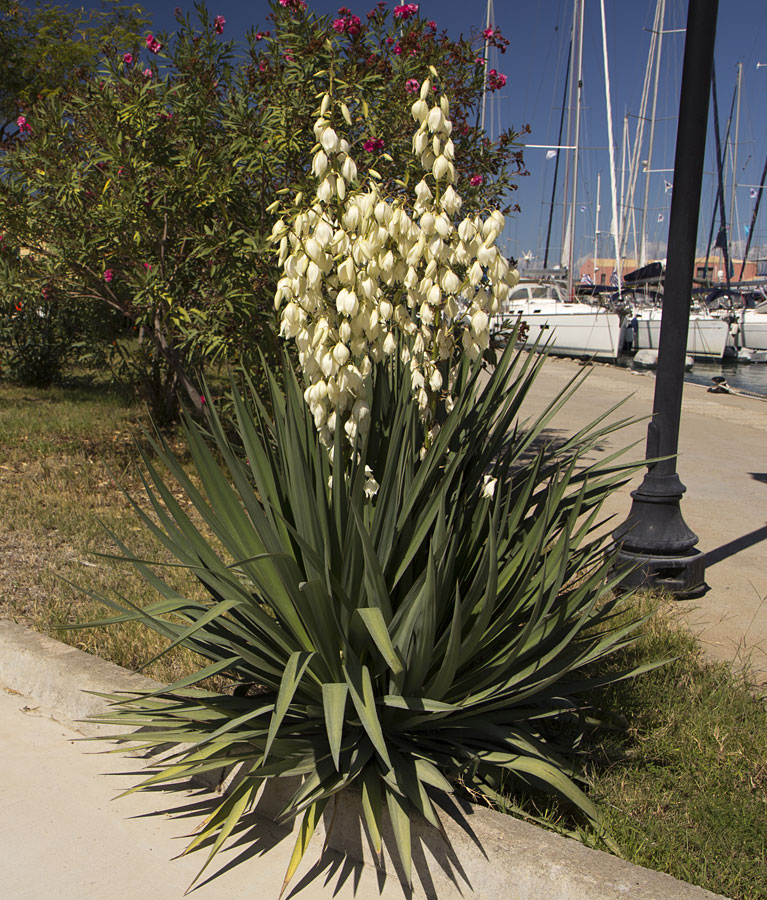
[613,474,706,598]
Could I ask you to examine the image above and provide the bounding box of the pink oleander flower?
[200,394,206,404]
[214,15,225,34]
[470,174,484,186]
[363,137,385,152]
[405,78,420,93]
[279,0,307,9]
[255,30,270,40]
[483,26,494,39]
[143,67,153,78]
[259,60,268,72]
[17,115,31,134]
[427,19,436,29]
[123,52,134,65]
[145,34,163,54]
[487,68,507,90]
[284,52,294,61]
[393,3,418,20]
[103,269,114,282]
[345,14,361,35]
[143,262,152,271]
[332,17,346,32]
[475,56,484,65]
[385,36,394,44]
[393,42,401,54]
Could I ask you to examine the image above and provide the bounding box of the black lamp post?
[613,0,719,597]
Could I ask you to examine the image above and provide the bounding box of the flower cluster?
[145,33,163,54]
[405,78,420,93]
[278,0,307,10]
[394,3,419,19]
[482,25,510,53]
[123,52,134,65]
[363,137,384,152]
[487,68,507,91]
[332,8,362,36]
[16,115,31,134]
[271,72,518,453]
[214,15,225,34]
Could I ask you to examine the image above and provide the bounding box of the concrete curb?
[0,618,729,900]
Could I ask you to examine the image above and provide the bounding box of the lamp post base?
[613,546,707,598]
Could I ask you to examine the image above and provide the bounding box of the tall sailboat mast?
[728,62,742,256]
[543,39,572,269]
[639,0,667,267]
[560,0,579,274]
[620,0,665,261]
[480,0,493,134]
[600,0,622,290]
[565,0,586,301]
[593,172,601,279]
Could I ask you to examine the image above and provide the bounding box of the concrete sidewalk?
[518,356,767,683]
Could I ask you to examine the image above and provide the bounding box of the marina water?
[616,356,767,398]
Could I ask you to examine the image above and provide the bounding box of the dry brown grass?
[0,380,221,685]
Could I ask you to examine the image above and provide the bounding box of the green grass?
[1,378,766,899]
[590,601,767,900]
[497,596,767,900]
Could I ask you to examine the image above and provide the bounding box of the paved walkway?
[519,355,767,683]
[0,684,414,900]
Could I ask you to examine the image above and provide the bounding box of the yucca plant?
[82,336,651,892]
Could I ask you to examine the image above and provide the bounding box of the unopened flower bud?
[321,127,339,153]
[427,106,444,132]
[411,99,428,122]
[333,342,350,366]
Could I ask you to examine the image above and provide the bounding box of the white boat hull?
[740,311,767,351]
[492,311,625,361]
[633,315,729,359]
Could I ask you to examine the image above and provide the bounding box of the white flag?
[546,149,557,159]
[664,180,673,193]
[658,213,664,223]
[750,188,758,199]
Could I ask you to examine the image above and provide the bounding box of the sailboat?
[487,0,626,361]
[622,263,730,360]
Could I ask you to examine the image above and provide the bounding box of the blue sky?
[86,0,767,268]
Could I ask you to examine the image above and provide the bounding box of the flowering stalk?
[271,68,519,456]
